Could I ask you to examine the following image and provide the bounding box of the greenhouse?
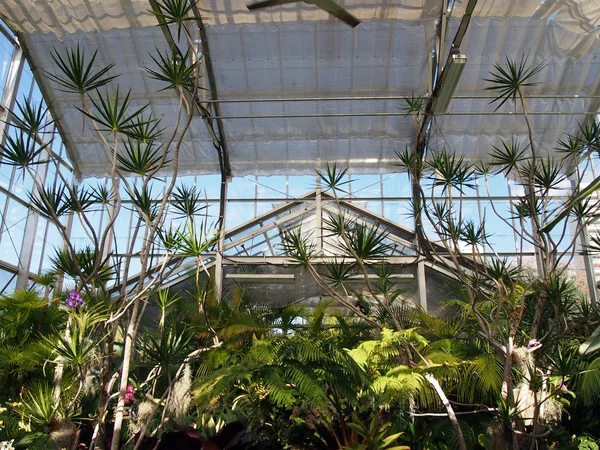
[0,0,599,448]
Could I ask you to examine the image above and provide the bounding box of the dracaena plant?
[0,0,225,448]
[388,55,600,449]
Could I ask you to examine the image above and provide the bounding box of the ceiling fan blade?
[314,0,360,27]
[246,0,299,10]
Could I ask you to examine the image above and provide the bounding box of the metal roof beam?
[192,4,232,180]
[148,0,232,179]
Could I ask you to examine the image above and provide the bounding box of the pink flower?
[557,380,568,393]
[125,385,135,404]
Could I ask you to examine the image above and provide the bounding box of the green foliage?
[167,221,219,256]
[575,435,599,450]
[146,48,198,93]
[489,137,529,175]
[141,323,194,376]
[484,55,546,110]
[44,305,108,372]
[151,0,198,40]
[580,326,600,356]
[117,139,169,176]
[10,98,55,135]
[28,184,72,218]
[0,128,48,169]
[0,291,64,397]
[171,184,207,219]
[580,357,600,405]
[129,184,159,221]
[346,223,393,262]
[401,93,424,118]
[281,227,316,266]
[395,145,421,176]
[196,332,366,413]
[50,246,113,286]
[78,86,149,135]
[317,163,350,193]
[343,415,408,450]
[426,149,476,193]
[45,44,118,95]
[323,212,393,261]
[16,381,59,426]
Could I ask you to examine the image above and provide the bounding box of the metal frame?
[1,5,599,308]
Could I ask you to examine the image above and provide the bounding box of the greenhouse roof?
[1,0,599,177]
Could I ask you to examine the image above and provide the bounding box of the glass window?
[41,221,62,273]
[16,60,33,100]
[196,174,221,199]
[0,32,13,102]
[29,216,47,274]
[480,172,510,197]
[383,200,414,229]
[350,173,381,198]
[287,175,315,198]
[0,199,28,267]
[229,176,256,199]
[0,268,17,293]
[226,201,255,229]
[256,175,287,199]
[382,172,411,198]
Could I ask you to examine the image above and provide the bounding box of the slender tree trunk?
[424,373,467,450]
[110,298,141,450]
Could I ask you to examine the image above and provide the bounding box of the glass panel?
[0,32,13,101]
[479,200,517,253]
[0,199,28,267]
[365,200,382,216]
[382,172,410,198]
[29,217,47,274]
[196,174,221,199]
[255,175,285,199]
[16,60,33,100]
[480,172,510,197]
[0,268,17,294]
[287,175,315,197]
[226,201,255,229]
[383,200,414,229]
[41,221,62,273]
[350,173,381,198]
[229,176,256,199]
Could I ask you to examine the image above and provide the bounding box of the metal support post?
[570,174,599,305]
[580,224,598,306]
[417,259,428,311]
[214,174,229,301]
[315,177,323,253]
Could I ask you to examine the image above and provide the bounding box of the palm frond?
[10,98,55,135]
[0,128,48,168]
[77,86,149,134]
[316,163,350,193]
[280,227,316,267]
[145,47,198,93]
[580,357,600,405]
[116,139,169,176]
[45,44,118,95]
[28,184,72,217]
[489,138,528,175]
[151,0,198,41]
[484,55,546,111]
[171,184,207,219]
